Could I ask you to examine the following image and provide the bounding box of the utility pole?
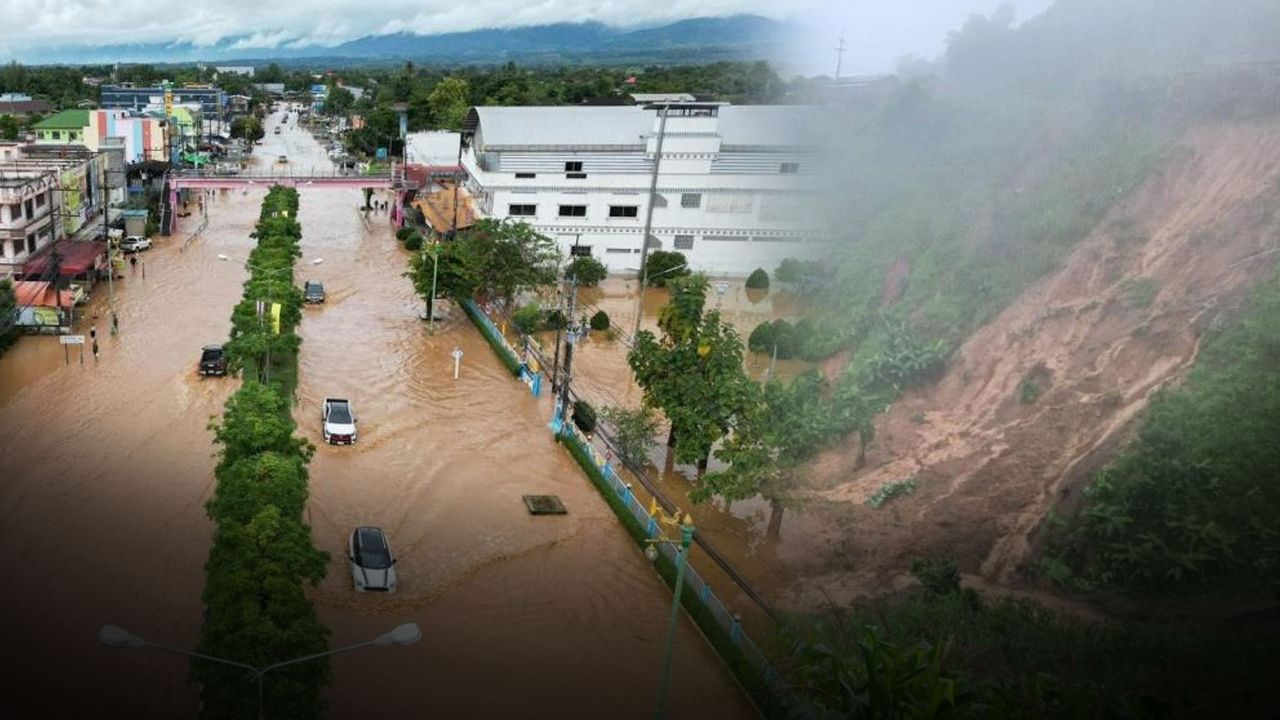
[556,241,581,426]
[633,105,669,339]
[551,236,580,394]
[835,36,848,79]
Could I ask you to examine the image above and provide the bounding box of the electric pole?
[835,36,848,79]
[556,238,581,425]
[633,104,669,339]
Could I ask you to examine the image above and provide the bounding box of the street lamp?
[630,262,689,339]
[99,623,421,720]
[646,512,696,720]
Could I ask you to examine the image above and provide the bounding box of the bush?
[745,267,770,290]
[572,400,597,434]
[599,405,660,466]
[542,309,567,330]
[396,226,414,242]
[403,233,424,251]
[566,255,608,287]
[589,309,611,331]
[512,302,541,335]
[642,250,689,287]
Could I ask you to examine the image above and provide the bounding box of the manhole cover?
[523,495,567,515]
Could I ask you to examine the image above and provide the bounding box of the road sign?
[452,347,463,379]
[60,335,85,345]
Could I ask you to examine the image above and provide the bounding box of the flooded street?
[0,111,753,717]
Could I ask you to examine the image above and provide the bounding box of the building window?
[25,199,33,218]
[570,244,593,257]
[27,234,36,254]
[508,204,537,217]
[35,193,46,208]
[515,172,536,179]
[566,172,587,179]
[780,162,800,174]
[606,247,631,254]
[564,161,583,173]
[674,235,694,250]
[11,240,20,257]
[8,203,20,221]
[51,131,61,140]
[0,241,5,257]
[680,193,701,208]
[608,205,638,218]
[703,235,747,242]
[705,193,754,214]
[558,205,587,217]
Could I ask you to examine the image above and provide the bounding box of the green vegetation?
[745,267,770,290]
[571,399,597,435]
[774,257,828,295]
[1121,276,1160,309]
[406,218,557,307]
[565,255,608,288]
[1046,264,1280,595]
[229,115,264,142]
[641,250,689,287]
[598,405,660,466]
[0,114,18,140]
[511,302,542,335]
[195,187,329,718]
[865,477,920,509]
[403,232,424,251]
[0,279,17,357]
[781,563,1280,719]
[589,309,610,331]
[747,318,845,361]
[628,275,754,470]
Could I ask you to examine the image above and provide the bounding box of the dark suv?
[304,280,326,304]
[199,345,227,376]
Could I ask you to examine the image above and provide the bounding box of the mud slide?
[798,121,1280,603]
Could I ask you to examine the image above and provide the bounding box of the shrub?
[512,302,541,335]
[642,250,689,287]
[910,557,963,597]
[599,405,660,466]
[572,400,597,434]
[589,310,611,331]
[745,267,770,290]
[542,309,567,330]
[566,255,608,287]
[865,476,919,508]
[403,233,424,251]
[396,226,413,242]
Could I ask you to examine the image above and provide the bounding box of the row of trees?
[405,218,559,310]
[0,279,17,358]
[195,187,330,718]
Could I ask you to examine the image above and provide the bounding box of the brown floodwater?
[0,111,754,718]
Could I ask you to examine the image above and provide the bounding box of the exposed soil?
[793,121,1280,608]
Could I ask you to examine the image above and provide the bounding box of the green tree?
[230,115,264,142]
[641,249,689,287]
[565,255,608,287]
[628,274,753,470]
[428,77,470,130]
[450,219,559,304]
[325,84,355,116]
[599,405,661,466]
[745,267,770,290]
[0,279,18,356]
[0,114,18,140]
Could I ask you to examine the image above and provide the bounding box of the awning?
[22,241,106,278]
[12,280,74,308]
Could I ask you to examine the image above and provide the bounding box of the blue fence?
[554,417,778,693]
[462,299,542,397]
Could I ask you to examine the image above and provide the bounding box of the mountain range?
[18,15,801,66]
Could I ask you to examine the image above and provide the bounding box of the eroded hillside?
[790,120,1280,606]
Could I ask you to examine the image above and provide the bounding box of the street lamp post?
[648,513,696,720]
[98,622,421,720]
[218,254,322,381]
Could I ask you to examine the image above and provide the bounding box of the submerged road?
[0,109,754,718]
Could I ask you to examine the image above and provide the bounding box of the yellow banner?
[270,303,282,334]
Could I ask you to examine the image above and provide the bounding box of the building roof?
[412,185,475,235]
[12,280,74,309]
[629,93,697,103]
[405,131,461,166]
[0,99,52,114]
[23,241,104,277]
[32,109,89,130]
[466,106,651,149]
[464,104,823,151]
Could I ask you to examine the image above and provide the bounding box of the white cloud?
[0,0,802,53]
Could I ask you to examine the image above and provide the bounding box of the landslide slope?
[798,119,1280,603]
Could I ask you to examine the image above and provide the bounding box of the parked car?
[273,126,282,135]
[119,236,151,253]
[199,345,227,376]
[303,280,325,304]
[323,397,357,444]
[348,526,397,592]
[277,155,288,164]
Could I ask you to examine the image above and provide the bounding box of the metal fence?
[553,418,779,691]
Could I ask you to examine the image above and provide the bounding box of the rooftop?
[32,109,89,130]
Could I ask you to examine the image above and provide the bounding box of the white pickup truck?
[322,398,358,445]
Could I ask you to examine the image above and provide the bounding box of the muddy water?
[532,275,829,614]
[0,109,753,717]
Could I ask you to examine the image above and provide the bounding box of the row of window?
[3,193,49,224]
[510,162,800,181]
[0,234,39,258]
[509,204,640,219]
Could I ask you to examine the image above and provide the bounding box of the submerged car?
[323,397,357,444]
[303,280,325,303]
[349,526,397,592]
[119,236,151,253]
[199,345,227,376]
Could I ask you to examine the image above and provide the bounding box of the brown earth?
[790,121,1280,608]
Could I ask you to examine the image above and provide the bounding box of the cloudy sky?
[0,0,1053,70]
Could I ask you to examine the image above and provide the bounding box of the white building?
[460,102,830,275]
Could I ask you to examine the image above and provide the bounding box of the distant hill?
[19,15,800,66]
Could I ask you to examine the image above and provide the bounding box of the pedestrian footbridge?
[168,168,407,191]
